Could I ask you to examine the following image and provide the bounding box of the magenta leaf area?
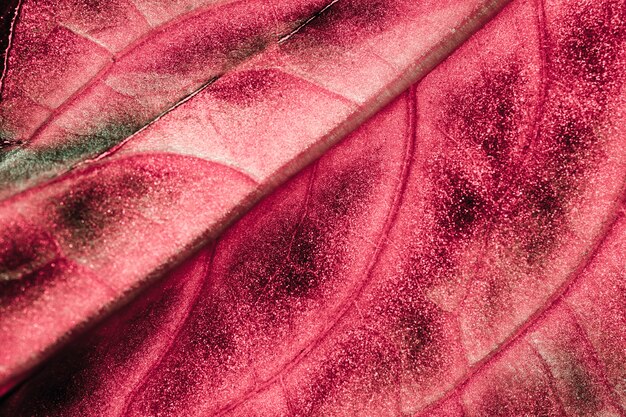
[0,0,625,416]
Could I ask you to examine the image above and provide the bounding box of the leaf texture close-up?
[0,0,625,416]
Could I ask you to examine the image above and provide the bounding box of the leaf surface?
[0,0,511,391]
[2,0,625,415]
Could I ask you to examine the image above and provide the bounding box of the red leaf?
[0,0,511,391]
[2,0,624,415]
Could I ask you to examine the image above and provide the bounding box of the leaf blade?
[3,0,626,414]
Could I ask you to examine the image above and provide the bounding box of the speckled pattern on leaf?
[0,0,625,416]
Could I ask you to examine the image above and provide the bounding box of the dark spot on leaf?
[544,111,601,191]
[275,222,322,298]
[557,1,626,92]
[560,361,602,413]
[229,158,377,318]
[447,63,523,168]
[318,161,376,218]
[238,217,326,308]
[57,184,111,243]
[305,0,390,32]
[552,116,595,159]
[435,169,486,241]
[526,179,564,227]
[381,285,446,375]
[399,304,442,369]
[186,299,235,360]
[71,0,105,15]
[512,183,564,264]
[54,170,152,247]
[158,19,270,76]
